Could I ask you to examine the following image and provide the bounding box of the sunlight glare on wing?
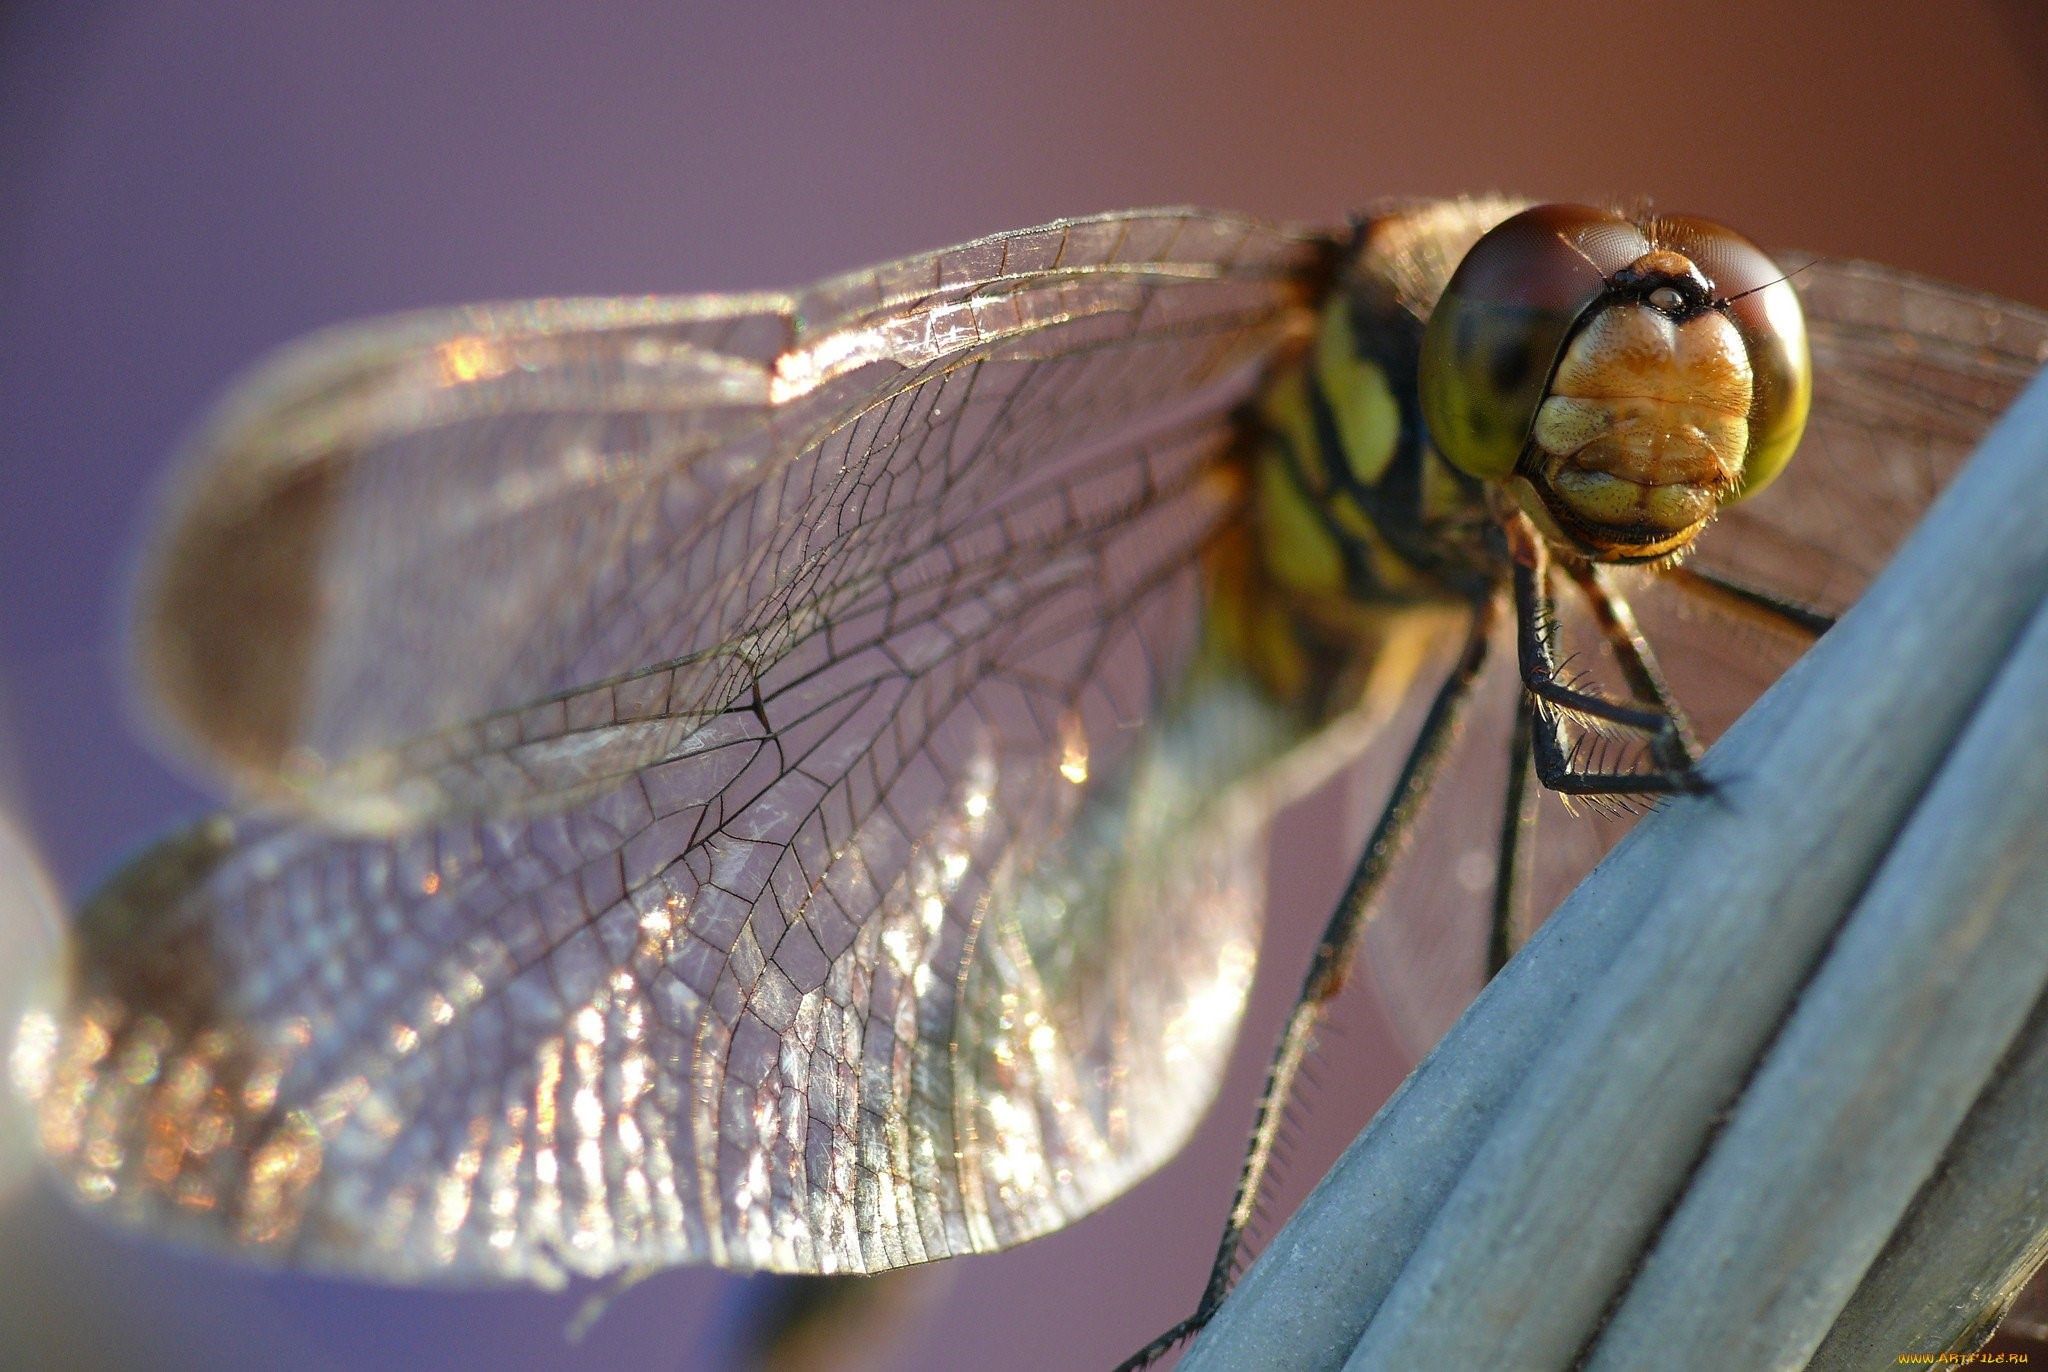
[1,839,58,1199]
[436,336,508,386]
[1059,714,1091,785]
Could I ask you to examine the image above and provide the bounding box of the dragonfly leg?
[1514,556,1704,796]
[1664,563,1838,639]
[1116,600,1497,1371]
[1488,691,1540,976]
[1489,563,1699,973]
[1566,563,1704,768]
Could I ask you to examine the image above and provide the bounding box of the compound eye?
[1420,204,1648,481]
[1651,213,1812,502]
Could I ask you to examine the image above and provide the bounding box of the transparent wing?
[135,210,1331,829]
[1368,259,2048,1057]
[22,212,1344,1282]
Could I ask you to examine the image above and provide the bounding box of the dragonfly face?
[1421,203,1811,565]
[11,201,2045,1349]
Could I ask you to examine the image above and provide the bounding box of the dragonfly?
[12,197,2047,1368]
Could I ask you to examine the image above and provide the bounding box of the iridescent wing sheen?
[1368,259,2048,1056]
[22,211,1345,1283]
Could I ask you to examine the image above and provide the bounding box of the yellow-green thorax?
[1215,199,1526,711]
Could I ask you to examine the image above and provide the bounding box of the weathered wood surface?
[1183,364,2048,1371]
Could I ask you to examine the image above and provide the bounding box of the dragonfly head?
[1419,203,1811,563]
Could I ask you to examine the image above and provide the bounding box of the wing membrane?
[139,211,1332,829]
[24,212,1351,1282]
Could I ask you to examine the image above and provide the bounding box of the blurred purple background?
[3,3,2045,1368]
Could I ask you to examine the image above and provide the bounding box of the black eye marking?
[1488,338,1532,393]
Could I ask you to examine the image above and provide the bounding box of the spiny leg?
[1565,563,1703,769]
[1115,600,1497,1372]
[1513,554,1703,797]
[1488,562,1700,973]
